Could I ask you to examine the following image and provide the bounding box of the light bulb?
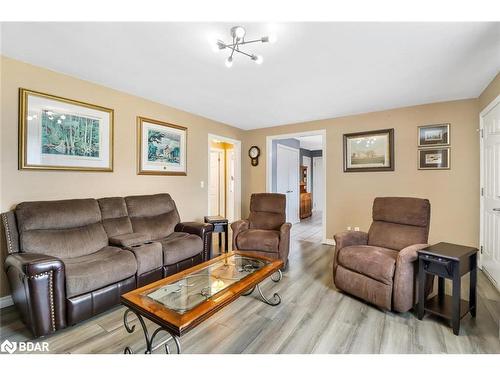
[233,26,246,39]
[254,55,263,65]
[225,57,233,68]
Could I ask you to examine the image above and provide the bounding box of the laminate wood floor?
[1,212,499,354]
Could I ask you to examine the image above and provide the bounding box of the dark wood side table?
[417,242,478,335]
[204,216,229,255]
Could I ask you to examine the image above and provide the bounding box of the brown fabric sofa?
[231,193,291,266]
[333,197,432,312]
[2,193,212,338]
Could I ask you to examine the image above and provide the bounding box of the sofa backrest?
[368,197,430,251]
[15,199,108,259]
[248,193,286,231]
[97,197,133,237]
[125,194,180,241]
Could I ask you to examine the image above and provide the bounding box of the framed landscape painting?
[137,116,187,175]
[343,128,394,172]
[19,88,114,171]
[418,123,450,147]
[418,147,450,170]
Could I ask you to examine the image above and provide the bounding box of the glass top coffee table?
[121,251,283,354]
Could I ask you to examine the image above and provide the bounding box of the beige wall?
[243,99,481,249]
[479,72,500,111]
[0,56,244,297]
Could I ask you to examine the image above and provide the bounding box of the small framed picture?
[137,116,187,175]
[19,88,114,171]
[418,148,450,170]
[418,123,450,147]
[343,128,394,172]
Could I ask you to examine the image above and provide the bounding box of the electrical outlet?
[200,181,204,188]
[354,227,360,231]
[347,226,352,231]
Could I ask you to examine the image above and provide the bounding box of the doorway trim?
[207,134,242,222]
[479,93,500,273]
[266,129,328,244]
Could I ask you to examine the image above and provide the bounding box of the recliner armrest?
[397,243,429,264]
[5,253,66,338]
[1,211,20,254]
[278,222,292,266]
[333,230,368,251]
[230,219,249,250]
[175,222,213,261]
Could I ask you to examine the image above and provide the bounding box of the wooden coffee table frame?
[121,251,283,354]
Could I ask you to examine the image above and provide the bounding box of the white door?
[226,149,235,222]
[481,99,500,290]
[276,144,300,224]
[313,157,324,211]
[302,155,312,193]
[208,149,224,216]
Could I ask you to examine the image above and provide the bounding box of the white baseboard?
[0,295,13,309]
[323,238,336,246]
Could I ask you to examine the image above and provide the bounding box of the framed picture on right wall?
[418,147,450,170]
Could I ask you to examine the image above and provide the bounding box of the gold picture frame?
[137,116,187,176]
[19,88,114,171]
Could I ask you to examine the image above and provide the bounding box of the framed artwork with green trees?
[19,88,114,171]
[137,116,187,175]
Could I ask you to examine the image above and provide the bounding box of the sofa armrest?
[109,233,150,247]
[2,211,20,254]
[175,222,214,261]
[393,243,432,313]
[278,222,292,267]
[5,253,66,337]
[230,219,249,250]
[334,230,368,251]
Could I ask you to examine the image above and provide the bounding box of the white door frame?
[207,134,242,222]
[276,143,300,224]
[266,129,328,244]
[479,93,500,273]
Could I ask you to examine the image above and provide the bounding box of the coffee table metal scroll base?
[123,309,181,354]
[242,270,282,306]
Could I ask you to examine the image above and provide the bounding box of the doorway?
[480,94,500,292]
[266,130,327,243]
[207,134,241,224]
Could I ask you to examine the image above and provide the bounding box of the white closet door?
[276,144,300,224]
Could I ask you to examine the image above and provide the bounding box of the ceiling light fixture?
[213,25,275,67]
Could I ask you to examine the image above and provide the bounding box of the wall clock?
[249,146,260,166]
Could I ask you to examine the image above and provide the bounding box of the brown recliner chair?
[333,197,431,312]
[231,193,291,267]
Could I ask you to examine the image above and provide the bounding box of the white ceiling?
[296,135,323,150]
[1,22,499,130]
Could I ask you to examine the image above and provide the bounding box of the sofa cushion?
[98,197,133,237]
[126,194,180,240]
[16,199,102,231]
[63,246,137,298]
[160,232,203,266]
[20,222,109,259]
[337,245,398,285]
[236,229,280,253]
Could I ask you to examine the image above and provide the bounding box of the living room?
[1,1,500,373]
